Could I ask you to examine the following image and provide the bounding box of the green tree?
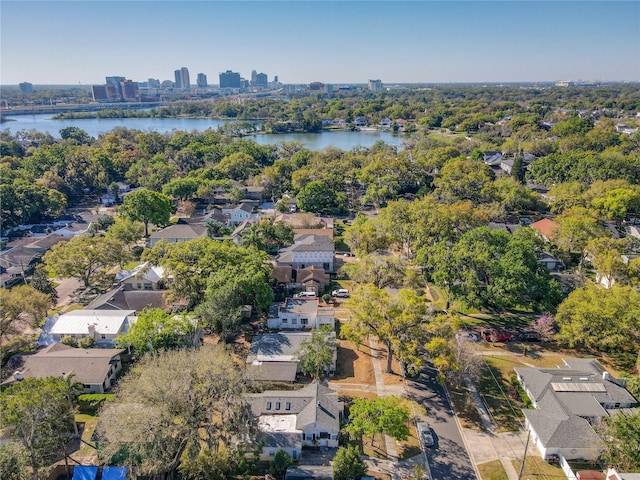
[343,285,427,373]
[96,345,253,477]
[268,450,292,480]
[0,442,31,480]
[555,207,608,270]
[118,188,173,237]
[432,159,495,204]
[196,262,273,340]
[343,216,389,257]
[341,253,406,289]
[43,235,126,287]
[591,187,640,226]
[28,268,58,304]
[295,325,336,380]
[333,445,367,480]
[555,283,640,353]
[105,217,145,246]
[296,180,337,214]
[116,308,196,355]
[162,177,200,202]
[345,396,411,447]
[1,377,76,480]
[598,410,640,472]
[241,219,294,253]
[0,285,50,363]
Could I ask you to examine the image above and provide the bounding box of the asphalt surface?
[406,363,477,480]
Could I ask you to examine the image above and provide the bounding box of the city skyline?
[1,1,639,85]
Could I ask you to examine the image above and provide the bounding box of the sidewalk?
[459,376,531,480]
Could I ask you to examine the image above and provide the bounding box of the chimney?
[88,323,97,340]
[602,371,611,381]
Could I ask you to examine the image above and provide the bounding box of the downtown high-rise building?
[368,79,383,91]
[174,67,190,89]
[19,82,33,94]
[219,70,241,89]
[197,73,208,88]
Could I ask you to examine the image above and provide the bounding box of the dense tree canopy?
[118,188,173,237]
[96,345,253,477]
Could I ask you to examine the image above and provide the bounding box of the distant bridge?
[1,102,165,116]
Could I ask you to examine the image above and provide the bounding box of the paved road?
[406,363,477,480]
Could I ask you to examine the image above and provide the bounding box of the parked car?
[482,329,513,342]
[518,332,541,342]
[296,291,317,298]
[416,421,435,447]
[457,332,479,342]
[332,288,350,298]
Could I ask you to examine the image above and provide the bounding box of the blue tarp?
[101,467,128,480]
[71,466,98,480]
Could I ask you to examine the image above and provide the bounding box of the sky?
[1,1,639,85]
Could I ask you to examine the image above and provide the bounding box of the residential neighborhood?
[2,81,640,480]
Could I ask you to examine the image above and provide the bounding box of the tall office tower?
[274,75,279,84]
[255,73,268,88]
[19,82,33,94]
[197,73,208,88]
[180,67,190,89]
[174,70,182,89]
[251,70,257,86]
[368,79,383,91]
[219,70,241,88]
[91,85,108,101]
[106,76,125,99]
[120,79,139,100]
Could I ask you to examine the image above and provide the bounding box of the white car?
[456,332,479,342]
[332,289,350,298]
[416,421,435,447]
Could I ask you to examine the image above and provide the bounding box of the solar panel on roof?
[71,466,98,480]
[551,382,607,392]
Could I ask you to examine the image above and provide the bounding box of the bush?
[60,335,77,347]
[510,374,532,408]
[77,336,95,349]
[78,393,115,412]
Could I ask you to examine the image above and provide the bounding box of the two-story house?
[222,202,259,226]
[276,234,335,273]
[247,382,343,461]
[267,297,335,330]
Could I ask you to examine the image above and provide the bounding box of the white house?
[276,234,335,273]
[1,343,126,394]
[515,358,638,462]
[115,262,167,291]
[267,298,335,330]
[222,203,259,225]
[247,383,343,461]
[50,310,136,347]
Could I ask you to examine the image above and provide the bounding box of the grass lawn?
[512,456,565,480]
[397,422,422,461]
[477,460,509,480]
[476,357,525,432]
[74,413,99,460]
[447,383,484,430]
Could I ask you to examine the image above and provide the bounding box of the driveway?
[54,276,83,308]
[405,363,477,480]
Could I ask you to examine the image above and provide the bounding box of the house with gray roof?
[147,224,208,247]
[2,343,125,393]
[515,358,638,461]
[247,382,343,461]
[276,234,335,273]
[247,331,337,382]
[85,285,169,312]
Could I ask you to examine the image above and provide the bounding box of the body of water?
[2,113,405,150]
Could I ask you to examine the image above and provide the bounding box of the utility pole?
[518,429,531,480]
